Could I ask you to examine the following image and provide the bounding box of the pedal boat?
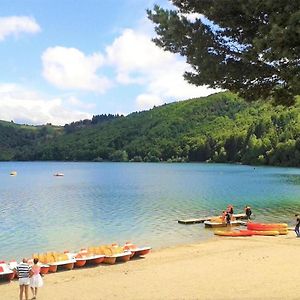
[53,173,64,177]
[33,253,76,273]
[0,261,15,281]
[123,242,152,257]
[69,250,105,267]
[48,258,76,272]
[90,244,132,264]
[103,251,132,264]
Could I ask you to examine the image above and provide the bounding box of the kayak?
[247,223,288,231]
[214,230,253,237]
[244,230,279,236]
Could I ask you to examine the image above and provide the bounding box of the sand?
[1,232,300,300]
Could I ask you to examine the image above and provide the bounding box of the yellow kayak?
[248,230,279,236]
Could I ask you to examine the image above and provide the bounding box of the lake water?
[0,162,300,260]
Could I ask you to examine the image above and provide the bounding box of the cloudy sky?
[0,0,216,125]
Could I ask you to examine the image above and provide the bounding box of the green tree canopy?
[148,0,300,105]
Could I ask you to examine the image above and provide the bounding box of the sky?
[0,0,217,125]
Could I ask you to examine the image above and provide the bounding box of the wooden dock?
[178,213,247,224]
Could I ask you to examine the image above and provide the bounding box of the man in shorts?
[16,258,32,300]
[295,214,300,237]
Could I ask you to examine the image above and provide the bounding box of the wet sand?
[1,232,300,300]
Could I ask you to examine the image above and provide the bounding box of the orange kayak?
[214,230,253,237]
[245,230,279,236]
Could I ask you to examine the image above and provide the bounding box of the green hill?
[1,92,300,166]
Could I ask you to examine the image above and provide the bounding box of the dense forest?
[1,92,300,166]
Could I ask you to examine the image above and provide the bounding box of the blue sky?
[0,0,216,125]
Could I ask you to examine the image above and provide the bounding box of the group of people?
[221,204,252,225]
[221,204,234,225]
[220,206,300,239]
[15,258,43,300]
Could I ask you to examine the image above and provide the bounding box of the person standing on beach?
[30,258,43,299]
[227,205,234,215]
[225,211,231,225]
[16,258,32,300]
[245,206,252,220]
[295,214,300,237]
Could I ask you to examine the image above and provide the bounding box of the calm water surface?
[0,162,300,260]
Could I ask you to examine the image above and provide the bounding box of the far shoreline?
[2,160,300,170]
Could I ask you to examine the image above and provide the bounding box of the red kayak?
[247,222,288,231]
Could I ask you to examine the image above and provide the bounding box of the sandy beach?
[1,232,300,300]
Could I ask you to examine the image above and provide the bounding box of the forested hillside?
[1,92,300,166]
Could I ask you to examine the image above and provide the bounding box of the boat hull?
[74,260,86,268]
[133,247,151,257]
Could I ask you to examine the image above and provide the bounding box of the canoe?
[247,223,288,231]
[214,230,253,237]
[0,261,15,281]
[204,220,246,228]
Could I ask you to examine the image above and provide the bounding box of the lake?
[0,162,300,260]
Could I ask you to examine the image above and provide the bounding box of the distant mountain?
[1,92,300,166]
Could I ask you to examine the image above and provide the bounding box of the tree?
[109,150,129,162]
[148,1,300,105]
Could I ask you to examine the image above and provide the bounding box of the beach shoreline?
[1,232,300,299]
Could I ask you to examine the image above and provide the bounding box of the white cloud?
[106,28,175,81]
[0,16,41,41]
[42,47,112,92]
[67,96,96,110]
[136,94,163,111]
[106,28,218,111]
[0,84,92,125]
